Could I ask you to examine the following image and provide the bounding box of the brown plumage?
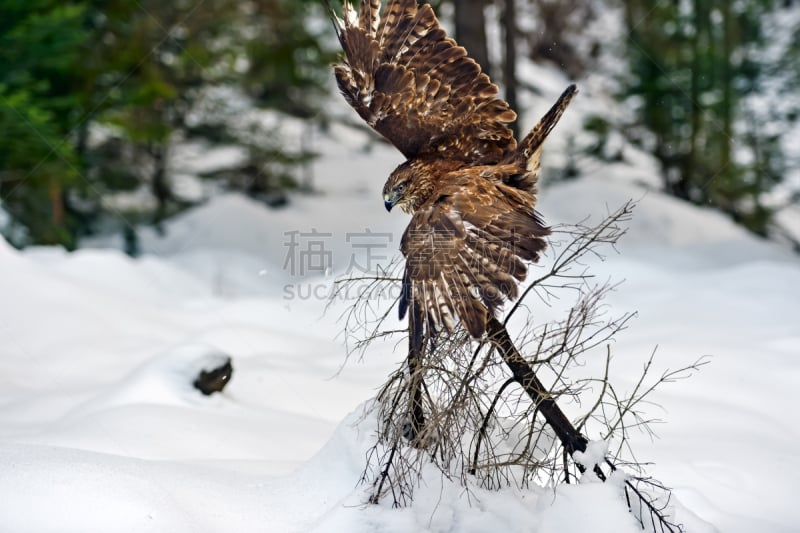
[328,0,576,338]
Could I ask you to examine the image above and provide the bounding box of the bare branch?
[336,200,697,532]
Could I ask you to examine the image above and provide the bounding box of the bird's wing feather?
[399,182,549,338]
[329,0,516,164]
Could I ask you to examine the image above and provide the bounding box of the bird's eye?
[396,182,407,192]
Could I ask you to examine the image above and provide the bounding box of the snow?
[3,57,800,533]
[572,440,609,474]
[3,146,799,531]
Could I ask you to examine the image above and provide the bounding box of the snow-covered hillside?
[3,69,800,531]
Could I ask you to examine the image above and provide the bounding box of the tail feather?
[510,84,577,191]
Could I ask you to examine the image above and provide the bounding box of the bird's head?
[382,161,417,213]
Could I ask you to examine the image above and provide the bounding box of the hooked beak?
[383,193,396,212]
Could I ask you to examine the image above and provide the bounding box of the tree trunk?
[486,319,587,456]
[502,0,519,138]
[150,142,171,228]
[719,0,734,194]
[453,0,491,76]
[49,178,64,226]
[686,0,703,201]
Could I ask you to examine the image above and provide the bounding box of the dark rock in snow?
[193,357,233,395]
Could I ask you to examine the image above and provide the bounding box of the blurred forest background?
[1,0,798,251]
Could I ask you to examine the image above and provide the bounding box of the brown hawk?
[328,0,576,339]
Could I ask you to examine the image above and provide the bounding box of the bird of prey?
[327,0,576,339]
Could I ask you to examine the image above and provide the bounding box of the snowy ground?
[2,82,800,531]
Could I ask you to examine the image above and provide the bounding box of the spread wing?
[398,180,549,338]
[327,0,517,164]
